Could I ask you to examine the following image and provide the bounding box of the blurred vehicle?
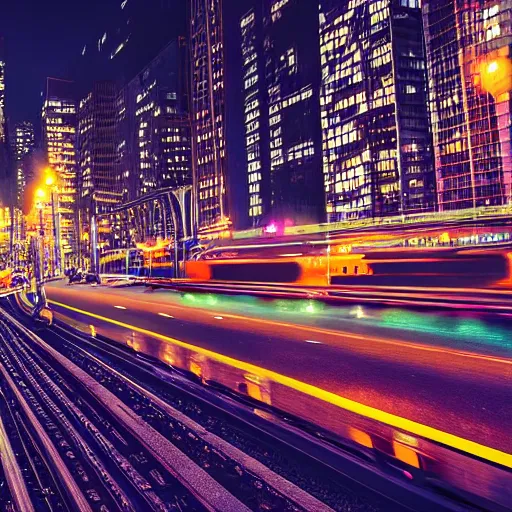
[85,272,101,285]
[68,269,84,285]
[10,271,28,288]
[68,269,101,285]
[186,243,370,286]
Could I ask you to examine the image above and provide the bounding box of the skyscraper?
[42,78,78,263]
[116,40,192,202]
[320,0,435,221]
[15,122,34,161]
[78,81,121,215]
[423,0,512,210]
[240,6,269,225]
[14,122,35,206]
[238,0,325,227]
[0,36,5,146]
[264,0,325,224]
[0,36,8,190]
[190,0,230,236]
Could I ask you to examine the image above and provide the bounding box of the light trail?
[129,295,512,367]
[49,299,512,469]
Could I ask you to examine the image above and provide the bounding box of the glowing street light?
[487,60,499,74]
[35,188,46,201]
[43,166,57,187]
[41,167,61,276]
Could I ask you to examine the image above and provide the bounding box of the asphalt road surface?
[46,281,512,456]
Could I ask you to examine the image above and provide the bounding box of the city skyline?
[0,0,510,248]
[0,5,510,512]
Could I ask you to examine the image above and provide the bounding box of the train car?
[185,243,370,286]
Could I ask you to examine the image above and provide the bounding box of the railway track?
[4,296,480,512]
[0,301,411,512]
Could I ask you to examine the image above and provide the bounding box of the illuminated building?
[191,0,230,236]
[78,82,121,214]
[240,6,268,226]
[0,36,5,145]
[14,122,35,205]
[320,0,435,222]
[117,40,192,202]
[423,0,512,210]
[0,35,8,198]
[15,122,34,160]
[42,78,78,263]
[78,80,122,265]
[75,2,190,252]
[238,0,325,226]
[263,0,324,223]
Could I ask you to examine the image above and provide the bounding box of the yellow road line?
[49,299,512,469]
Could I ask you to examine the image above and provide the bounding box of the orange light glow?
[348,427,373,449]
[393,441,420,468]
[487,61,499,74]
[35,188,46,200]
[479,55,512,98]
[190,361,202,378]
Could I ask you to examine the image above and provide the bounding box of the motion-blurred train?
[101,237,512,288]
[186,243,371,286]
[185,242,512,288]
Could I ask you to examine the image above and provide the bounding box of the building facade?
[241,6,269,225]
[78,81,121,216]
[191,0,230,236]
[319,0,434,222]
[264,0,325,224]
[238,0,325,227]
[0,36,5,146]
[14,122,34,160]
[0,35,9,202]
[42,78,78,263]
[423,0,512,210]
[116,40,192,203]
[14,121,35,206]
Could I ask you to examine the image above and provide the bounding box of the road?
[45,281,512,457]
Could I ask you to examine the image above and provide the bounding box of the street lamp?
[42,167,61,275]
[35,188,46,237]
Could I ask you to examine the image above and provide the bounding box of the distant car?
[68,271,101,285]
[85,272,101,285]
[68,272,84,285]
[10,273,28,288]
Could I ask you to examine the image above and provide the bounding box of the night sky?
[1,0,120,136]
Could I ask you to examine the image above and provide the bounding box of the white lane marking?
[114,306,127,310]
[158,313,174,318]
[305,340,322,344]
[214,316,224,320]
